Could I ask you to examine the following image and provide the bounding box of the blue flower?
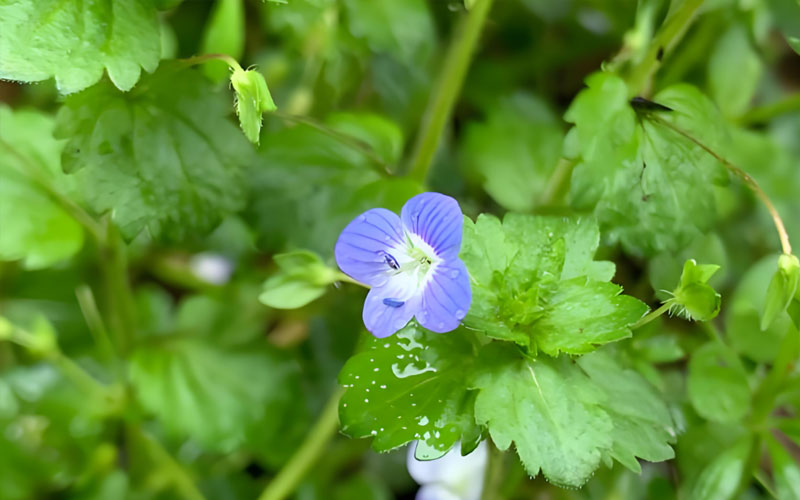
[335,192,472,338]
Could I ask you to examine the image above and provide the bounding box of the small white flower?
[407,441,488,500]
[190,253,233,285]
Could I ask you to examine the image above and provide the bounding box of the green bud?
[260,250,339,309]
[668,259,721,322]
[762,254,800,330]
[230,68,276,144]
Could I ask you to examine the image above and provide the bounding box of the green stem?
[651,115,793,255]
[76,285,121,372]
[626,0,704,97]
[257,386,344,500]
[630,302,671,330]
[271,111,391,175]
[130,425,207,500]
[407,0,494,183]
[179,53,242,72]
[335,272,370,289]
[537,158,575,207]
[750,324,800,426]
[0,137,104,243]
[737,93,800,125]
[481,440,505,500]
[101,222,137,356]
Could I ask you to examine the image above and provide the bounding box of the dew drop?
[370,430,377,436]
[359,215,367,222]
[455,309,466,320]
[418,416,429,426]
[438,321,445,329]
[364,398,369,403]
[448,269,460,279]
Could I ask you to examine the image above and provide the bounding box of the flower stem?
[179,53,242,72]
[271,112,391,175]
[626,0,704,97]
[257,386,344,500]
[407,0,494,183]
[630,302,671,330]
[651,115,793,255]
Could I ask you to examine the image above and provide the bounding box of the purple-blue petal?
[335,208,405,287]
[401,193,463,258]
[363,281,421,338]
[417,259,471,333]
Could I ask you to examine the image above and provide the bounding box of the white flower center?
[382,231,440,302]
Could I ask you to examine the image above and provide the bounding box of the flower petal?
[335,208,405,287]
[401,193,463,258]
[363,279,421,338]
[417,259,471,333]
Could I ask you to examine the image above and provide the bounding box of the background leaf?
[0,0,161,93]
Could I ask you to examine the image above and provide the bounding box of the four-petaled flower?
[335,192,472,338]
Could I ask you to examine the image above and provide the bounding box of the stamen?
[382,252,400,270]
[383,298,405,308]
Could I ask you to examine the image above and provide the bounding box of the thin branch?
[651,115,793,255]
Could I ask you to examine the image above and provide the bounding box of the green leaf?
[129,338,298,452]
[0,0,161,93]
[473,344,612,488]
[689,436,754,500]
[338,324,480,456]
[460,213,646,354]
[687,342,750,423]
[56,63,253,241]
[231,68,276,144]
[201,0,245,82]
[577,351,675,473]
[341,0,435,63]
[259,250,339,309]
[0,106,84,268]
[707,23,763,117]
[762,254,800,330]
[667,259,721,321]
[566,73,727,256]
[766,435,800,500]
[462,93,564,211]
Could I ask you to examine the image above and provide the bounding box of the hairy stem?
[407,0,494,183]
[257,386,344,500]
[179,53,242,72]
[651,115,793,255]
[631,302,671,330]
[626,0,704,97]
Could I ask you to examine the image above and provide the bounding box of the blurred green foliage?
[1,0,800,499]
